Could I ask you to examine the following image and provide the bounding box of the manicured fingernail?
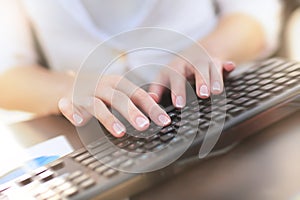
[58,98,69,109]
[224,61,236,71]
[158,114,171,126]
[73,113,83,125]
[136,116,149,128]
[212,81,221,92]
[199,85,209,97]
[176,96,185,108]
[113,122,126,135]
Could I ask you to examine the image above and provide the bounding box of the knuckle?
[132,89,148,100]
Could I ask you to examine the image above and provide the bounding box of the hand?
[58,75,171,137]
[148,55,235,107]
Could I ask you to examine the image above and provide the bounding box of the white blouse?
[0,0,282,77]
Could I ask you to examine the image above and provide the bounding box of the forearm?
[201,13,266,63]
[0,65,74,115]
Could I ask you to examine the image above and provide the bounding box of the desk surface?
[3,111,300,200]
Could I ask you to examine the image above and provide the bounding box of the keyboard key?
[243,99,258,107]
[80,179,96,189]
[49,160,65,171]
[160,133,175,142]
[120,159,134,168]
[68,171,83,180]
[95,165,109,174]
[246,79,260,85]
[285,79,298,86]
[271,85,285,93]
[271,73,285,79]
[233,97,249,105]
[74,152,92,162]
[275,77,289,84]
[38,170,54,182]
[127,141,144,150]
[261,84,277,91]
[103,169,118,178]
[70,149,87,158]
[258,79,273,85]
[160,126,176,134]
[188,112,202,120]
[245,85,260,92]
[247,90,264,98]
[259,72,273,79]
[287,71,300,78]
[285,64,300,73]
[73,174,90,184]
[144,141,161,150]
[228,107,244,115]
[16,174,32,186]
[199,122,210,130]
[62,186,78,197]
[257,92,272,99]
[88,161,102,170]
[189,118,206,127]
[175,120,189,127]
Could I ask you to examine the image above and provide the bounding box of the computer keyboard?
[0,58,299,200]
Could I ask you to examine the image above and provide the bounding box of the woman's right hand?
[58,75,171,138]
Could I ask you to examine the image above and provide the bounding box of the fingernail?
[199,85,209,97]
[224,61,236,71]
[176,96,185,108]
[113,122,126,135]
[212,81,221,92]
[136,116,149,128]
[73,113,83,125]
[58,98,69,109]
[158,114,171,126]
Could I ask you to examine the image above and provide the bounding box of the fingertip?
[175,95,185,108]
[112,122,126,138]
[158,114,171,126]
[58,98,70,111]
[211,81,223,95]
[135,116,150,130]
[223,61,236,72]
[199,84,210,99]
[72,113,84,126]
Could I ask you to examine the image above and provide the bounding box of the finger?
[223,61,236,79]
[194,60,210,99]
[113,77,171,127]
[97,88,150,131]
[168,61,187,108]
[210,60,224,95]
[58,97,92,126]
[84,97,126,138]
[148,71,169,103]
[223,61,236,72]
[129,87,171,127]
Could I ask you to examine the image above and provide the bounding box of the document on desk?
[0,136,73,184]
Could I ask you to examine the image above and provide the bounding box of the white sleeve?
[0,0,38,73]
[216,0,283,58]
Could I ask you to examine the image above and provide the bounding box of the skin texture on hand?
[0,65,74,115]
